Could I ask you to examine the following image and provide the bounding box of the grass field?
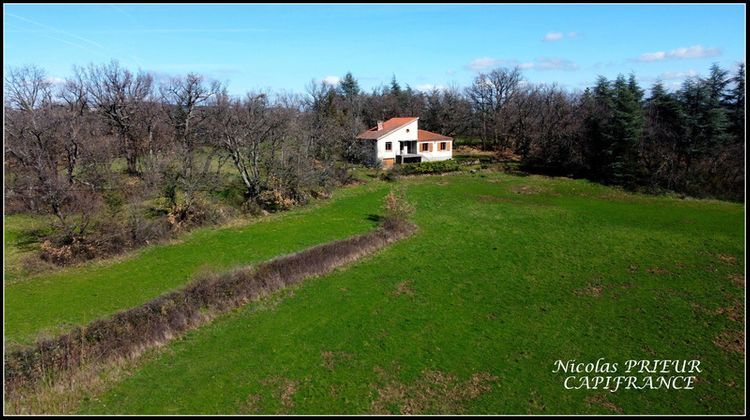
[4,214,55,284]
[4,181,387,347]
[5,171,745,414]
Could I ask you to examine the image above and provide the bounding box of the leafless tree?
[4,66,98,236]
[159,73,222,207]
[211,91,281,198]
[81,61,154,175]
[466,67,523,149]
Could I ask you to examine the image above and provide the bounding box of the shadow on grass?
[366,214,383,224]
[13,228,53,251]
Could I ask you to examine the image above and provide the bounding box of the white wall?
[376,119,419,161]
[417,141,453,162]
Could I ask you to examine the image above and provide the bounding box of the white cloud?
[638,52,667,62]
[320,75,341,86]
[44,76,66,86]
[464,57,506,71]
[415,83,445,92]
[637,45,721,62]
[465,56,578,72]
[543,31,580,42]
[543,32,564,42]
[659,69,698,80]
[520,57,579,71]
[670,45,721,59]
[539,57,578,71]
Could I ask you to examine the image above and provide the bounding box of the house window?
[420,143,429,152]
[439,142,447,151]
[385,142,392,151]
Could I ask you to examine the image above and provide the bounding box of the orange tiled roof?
[417,129,452,142]
[356,117,418,140]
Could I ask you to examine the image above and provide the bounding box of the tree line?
[3,61,745,263]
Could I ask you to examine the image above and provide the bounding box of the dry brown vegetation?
[511,184,542,195]
[573,278,607,298]
[714,330,744,354]
[727,273,744,287]
[716,254,738,265]
[321,351,354,371]
[370,369,498,414]
[646,267,671,275]
[260,376,300,412]
[393,280,416,297]
[585,394,624,414]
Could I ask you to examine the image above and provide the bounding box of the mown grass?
[4,182,389,348]
[64,171,743,414]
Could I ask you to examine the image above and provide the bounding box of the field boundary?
[4,221,416,398]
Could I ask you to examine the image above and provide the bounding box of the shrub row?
[395,160,462,176]
[4,221,416,394]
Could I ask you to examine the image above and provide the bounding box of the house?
[356,117,452,168]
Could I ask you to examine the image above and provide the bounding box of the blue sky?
[3,4,746,95]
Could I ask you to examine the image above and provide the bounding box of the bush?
[240,199,266,216]
[382,188,415,230]
[396,159,461,176]
[39,235,96,265]
[256,189,296,212]
[103,191,125,217]
[38,211,175,266]
[379,169,400,182]
[167,194,230,231]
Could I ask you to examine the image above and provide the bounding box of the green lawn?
[61,172,743,414]
[4,182,388,347]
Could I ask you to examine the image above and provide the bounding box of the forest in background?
[4,61,745,266]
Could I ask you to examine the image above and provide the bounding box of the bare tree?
[4,66,98,236]
[81,61,154,175]
[211,91,281,199]
[467,67,523,149]
[159,73,222,207]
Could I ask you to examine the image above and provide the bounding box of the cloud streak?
[637,45,721,62]
[465,57,503,71]
[659,69,699,80]
[6,12,104,49]
[543,31,579,42]
[415,83,446,92]
[320,75,341,86]
[465,57,578,72]
[519,57,579,71]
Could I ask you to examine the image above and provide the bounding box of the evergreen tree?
[338,72,360,98]
[705,63,730,105]
[643,81,686,189]
[390,74,402,96]
[628,73,645,104]
[609,74,644,187]
[727,63,745,144]
[705,64,732,146]
[583,76,615,180]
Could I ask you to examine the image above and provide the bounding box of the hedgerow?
[4,196,416,395]
[395,160,462,176]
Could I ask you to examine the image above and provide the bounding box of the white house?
[356,117,453,168]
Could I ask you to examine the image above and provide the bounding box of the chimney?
[377,120,384,130]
